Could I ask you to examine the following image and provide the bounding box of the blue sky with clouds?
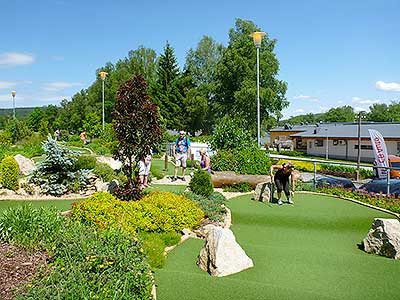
[1,0,399,119]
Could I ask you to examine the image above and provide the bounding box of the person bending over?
[270,162,296,205]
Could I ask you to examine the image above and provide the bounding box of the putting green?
[155,193,400,300]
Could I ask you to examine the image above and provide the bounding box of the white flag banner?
[368,129,389,179]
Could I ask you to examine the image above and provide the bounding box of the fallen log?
[211,171,271,189]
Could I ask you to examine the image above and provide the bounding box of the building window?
[354,145,373,150]
[397,142,400,151]
[309,141,312,149]
[314,140,323,147]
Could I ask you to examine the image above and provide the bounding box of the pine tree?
[151,42,183,130]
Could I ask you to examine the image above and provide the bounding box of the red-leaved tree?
[112,75,162,200]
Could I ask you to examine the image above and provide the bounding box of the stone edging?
[297,191,400,219]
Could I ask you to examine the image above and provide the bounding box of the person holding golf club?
[270,162,296,205]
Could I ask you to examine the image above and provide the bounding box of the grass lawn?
[155,193,400,300]
[0,199,82,212]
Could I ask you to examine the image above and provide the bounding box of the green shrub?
[72,191,204,234]
[138,231,180,268]
[212,147,271,174]
[73,155,97,170]
[68,134,81,142]
[320,164,373,179]
[25,222,152,300]
[184,191,226,222]
[269,150,305,157]
[0,204,63,249]
[222,182,253,192]
[0,155,19,191]
[93,162,115,182]
[189,170,214,196]
[139,192,204,232]
[210,117,256,151]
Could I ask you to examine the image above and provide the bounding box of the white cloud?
[0,52,35,67]
[375,81,400,92]
[293,94,320,102]
[42,81,82,91]
[294,109,305,114]
[352,97,381,104]
[0,81,17,89]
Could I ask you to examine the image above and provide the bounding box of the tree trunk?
[211,171,271,189]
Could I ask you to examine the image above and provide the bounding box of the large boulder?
[363,218,400,259]
[197,225,253,277]
[253,182,272,202]
[14,154,36,175]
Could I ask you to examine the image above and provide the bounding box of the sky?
[1,0,399,119]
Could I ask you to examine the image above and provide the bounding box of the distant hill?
[0,107,37,119]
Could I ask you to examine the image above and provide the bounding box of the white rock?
[197,226,254,277]
[363,218,400,259]
[14,154,36,175]
[253,182,271,202]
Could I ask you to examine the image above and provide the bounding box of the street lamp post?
[356,111,365,181]
[99,71,108,132]
[11,91,16,118]
[325,128,329,160]
[250,31,266,147]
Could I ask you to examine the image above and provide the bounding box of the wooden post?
[191,153,195,169]
[164,152,168,171]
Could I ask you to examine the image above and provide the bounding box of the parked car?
[315,175,356,189]
[388,155,400,179]
[359,179,400,196]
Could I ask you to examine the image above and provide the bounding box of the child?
[138,155,152,188]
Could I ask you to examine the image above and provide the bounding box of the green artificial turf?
[148,184,187,194]
[155,193,400,300]
[0,199,81,212]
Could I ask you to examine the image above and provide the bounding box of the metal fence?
[269,154,396,195]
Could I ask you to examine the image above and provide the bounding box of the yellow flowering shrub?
[72,191,204,234]
[276,159,320,172]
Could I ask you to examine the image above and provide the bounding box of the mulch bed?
[0,243,48,300]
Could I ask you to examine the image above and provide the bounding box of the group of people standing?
[171,130,211,182]
[136,130,298,205]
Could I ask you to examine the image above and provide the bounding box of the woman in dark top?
[270,162,296,205]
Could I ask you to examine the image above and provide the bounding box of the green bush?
[25,222,152,299]
[73,155,97,170]
[93,162,115,182]
[72,191,204,234]
[320,164,373,179]
[210,117,256,151]
[0,204,63,249]
[212,147,271,174]
[222,182,253,192]
[0,155,19,191]
[189,170,214,196]
[184,191,226,222]
[138,231,180,268]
